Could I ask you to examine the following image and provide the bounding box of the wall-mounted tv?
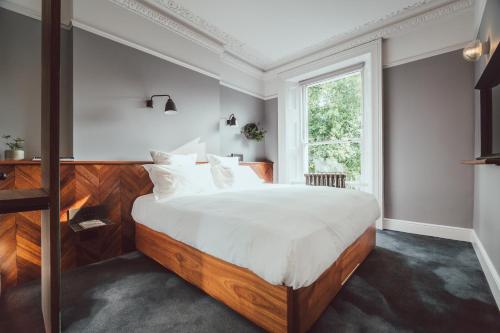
[492,84,500,155]
[476,44,500,159]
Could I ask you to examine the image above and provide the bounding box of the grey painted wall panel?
[264,98,278,181]
[474,0,500,275]
[61,23,73,157]
[220,86,265,161]
[1,9,267,162]
[73,28,267,161]
[0,8,72,158]
[384,50,474,228]
[73,28,221,160]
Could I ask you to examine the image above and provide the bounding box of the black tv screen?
[493,84,500,154]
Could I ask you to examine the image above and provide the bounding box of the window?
[278,40,382,226]
[302,70,364,187]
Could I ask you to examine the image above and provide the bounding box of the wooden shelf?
[0,160,274,165]
[0,189,50,214]
[0,160,152,165]
[462,158,500,165]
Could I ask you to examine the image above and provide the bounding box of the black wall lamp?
[146,94,177,115]
[226,114,238,127]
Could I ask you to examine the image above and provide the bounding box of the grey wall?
[72,28,267,161]
[1,8,268,162]
[474,0,500,275]
[264,98,278,181]
[384,50,475,228]
[73,27,221,160]
[0,8,72,158]
[220,86,265,161]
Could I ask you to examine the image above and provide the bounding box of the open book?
[78,220,106,230]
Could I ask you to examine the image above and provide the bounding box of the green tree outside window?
[306,72,363,183]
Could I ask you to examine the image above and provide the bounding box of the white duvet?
[132,184,380,289]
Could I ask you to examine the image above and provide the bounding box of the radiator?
[304,173,346,188]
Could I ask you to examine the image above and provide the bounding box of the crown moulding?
[264,0,472,71]
[109,0,268,69]
[108,0,224,54]
[108,0,474,78]
[264,0,474,74]
[147,0,267,66]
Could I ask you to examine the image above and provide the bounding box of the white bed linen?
[132,185,380,289]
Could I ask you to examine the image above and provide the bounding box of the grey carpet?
[0,230,499,332]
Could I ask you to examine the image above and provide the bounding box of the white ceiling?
[159,0,456,70]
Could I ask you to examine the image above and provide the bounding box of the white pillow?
[206,154,240,188]
[210,165,235,189]
[144,164,215,200]
[150,150,197,165]
[194,163,218,193]
[208,163,264,189]
[233,166,265,188]
[206,154,239,168]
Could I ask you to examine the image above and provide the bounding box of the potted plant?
[2,135,25,160]
[241,123,266,142]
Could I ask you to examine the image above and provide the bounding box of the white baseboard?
[382,218,499,310]
[382,218,472,242]
[471,231,500,310]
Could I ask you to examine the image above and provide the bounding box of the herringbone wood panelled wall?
[0,161,272,291]
[0,162,153,291]
[0,166,16,291]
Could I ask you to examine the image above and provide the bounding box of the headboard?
[0,160,273,291]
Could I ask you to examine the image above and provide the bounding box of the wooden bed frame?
[136,223,375,333]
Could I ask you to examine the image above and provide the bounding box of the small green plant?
[2,135,24,151]
[241,123,266,142]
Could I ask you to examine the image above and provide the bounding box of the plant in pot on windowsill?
[2,135,25,160]
[241,123,266,142]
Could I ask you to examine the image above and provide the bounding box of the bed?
[132,183,379,332]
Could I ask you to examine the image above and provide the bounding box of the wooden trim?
[0,160,274,166]
[41,0,61,331]
[136,223,375,332]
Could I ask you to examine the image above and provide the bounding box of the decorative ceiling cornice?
[108,0,474,76]
[144,0,270,68]
[108,0,223,54]
[266,0,474,75]
[109,0,268,69]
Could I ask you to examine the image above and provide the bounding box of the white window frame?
[277,39,383,228]
[301,69,367,189]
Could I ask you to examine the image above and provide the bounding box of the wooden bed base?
[136,223,375,332]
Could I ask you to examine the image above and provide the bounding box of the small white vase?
[4,150,24,160]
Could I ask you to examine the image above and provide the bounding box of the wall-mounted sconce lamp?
[226,114,238,127]
[463,39,490,62]
[146,94,177,115]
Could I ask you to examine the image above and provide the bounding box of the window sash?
[302,68,364,184]
[302,70,364,146]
